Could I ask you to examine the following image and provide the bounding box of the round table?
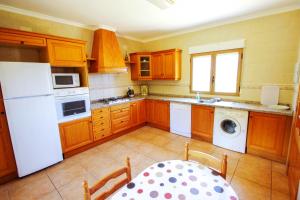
[110,160,238,200]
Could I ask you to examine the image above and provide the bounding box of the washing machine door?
[219,117,241,137]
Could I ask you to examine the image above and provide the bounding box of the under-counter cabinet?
[92,107,111,141]
[59,117,93,153]
[130,100,147,127]
[111,103,131,134]
[191,105,214,142]
[47,39,87,67]
[247,112,292,162]
[152,49,181,80]
[146,100,170,130]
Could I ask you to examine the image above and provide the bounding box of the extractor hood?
[90,28,127,73]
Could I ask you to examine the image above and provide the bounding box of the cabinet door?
[0,31,46,47]
[154,100,170,129]
[146,100,155,123]
[138,55,152,80]
[163,52,175,79]
[247,112,291,161]
[138,100,147,124]
[152,54,164,79]
[191,105,214,142]
[0,113,16,177]
[130,102,139,127]
[59,117,93,153]
[47,39,87,67]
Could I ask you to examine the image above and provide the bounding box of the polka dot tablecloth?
[110,160,238,200]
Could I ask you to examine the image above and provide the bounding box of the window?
[191,49,243,95]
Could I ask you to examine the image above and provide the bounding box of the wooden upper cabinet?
[0,112,16,178]
[191,105,214,142]
[130,49,181,81]
[47,39,87,67]
[59,117,93,153]
[0,29,46,47]
[130,53,152,80]
[152,53,164,79]
[90,29,126,73]
[247,112,292,162]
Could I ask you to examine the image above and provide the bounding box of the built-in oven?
[54,87,91,123]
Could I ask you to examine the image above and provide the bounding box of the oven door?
[55,94,91,123]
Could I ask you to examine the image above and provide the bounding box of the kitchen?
[0,0,300,200]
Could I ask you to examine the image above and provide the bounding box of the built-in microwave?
[54,87,91,123]
[52,73,80,89]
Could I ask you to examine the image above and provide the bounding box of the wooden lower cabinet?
[59,117,93,153]
[92,107,111,141]
[146,99,170,130]
[131,100,147,127]
[111,103,131,134]
[191,105,214,142]
[0,113,17,181]
[247,112,292,162]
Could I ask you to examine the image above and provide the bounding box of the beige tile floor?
[0,126,290,200]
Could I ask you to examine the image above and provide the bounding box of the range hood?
[90,28,127,73]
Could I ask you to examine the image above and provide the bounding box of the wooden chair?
[184,142,228,179]
[83,157,131,200]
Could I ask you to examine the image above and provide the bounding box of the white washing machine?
[213,108,249,153]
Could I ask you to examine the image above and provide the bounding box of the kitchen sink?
[197,98,221,104]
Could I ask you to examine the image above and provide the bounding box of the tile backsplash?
[88,71,141,100]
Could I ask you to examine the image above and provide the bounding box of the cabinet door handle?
[0,112,4,115]
[101,128,104,131]
[20,41,24,45]
[101,123,104,125]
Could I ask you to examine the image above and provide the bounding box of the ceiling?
[0,0,299,42]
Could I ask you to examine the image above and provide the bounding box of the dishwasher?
[170,102,191,137]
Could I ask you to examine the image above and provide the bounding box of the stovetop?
[94,97,131,105]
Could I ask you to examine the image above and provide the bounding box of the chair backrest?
[83,157,132,200]
[184,142,227,179]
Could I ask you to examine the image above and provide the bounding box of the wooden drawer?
[0,31,46,47]
[111,108,130,119]
[92,107,110,117]
[111,116,130,133]
[92,118,110,128]
[93,126,111,141]
[110,103,130,112]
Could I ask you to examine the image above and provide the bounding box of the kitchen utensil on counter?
[260,85,279,105]
[140,85,148,96]
[127,87,134,98]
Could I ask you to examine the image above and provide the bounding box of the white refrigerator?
[0,62,63,177]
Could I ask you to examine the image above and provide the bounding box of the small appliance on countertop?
[127,87,134,98]
[140,85,148,96]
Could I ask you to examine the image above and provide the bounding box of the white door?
[4,95,63,177]
[0,62,53,99]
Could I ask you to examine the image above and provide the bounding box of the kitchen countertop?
[91,95,293,116]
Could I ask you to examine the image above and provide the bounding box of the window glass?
[215,52,239,93]
[192,55,212,92]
